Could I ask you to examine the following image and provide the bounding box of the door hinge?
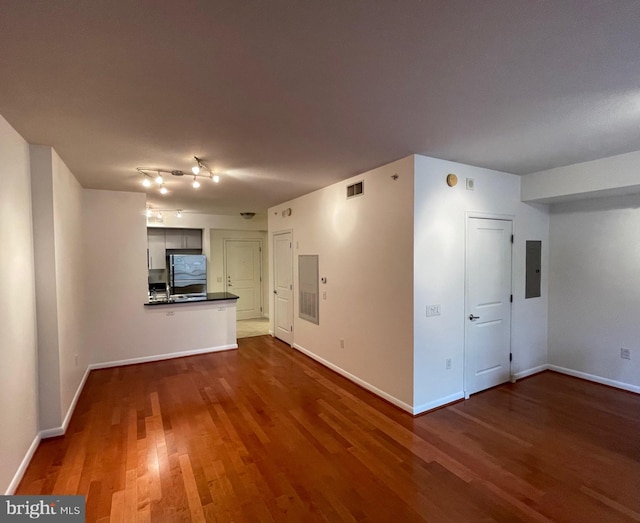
[290,325,293,332]
[290,242,292,248]
[510,294,513,303]
[511,234,514,243]
[290,284,292,290]
[509,353,513,362]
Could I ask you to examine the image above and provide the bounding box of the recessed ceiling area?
[0,1,638,215]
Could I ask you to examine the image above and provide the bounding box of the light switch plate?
[426,304,441,317]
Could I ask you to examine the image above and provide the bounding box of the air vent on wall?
[347,181,364,199]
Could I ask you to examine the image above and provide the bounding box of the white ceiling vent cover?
[347,181,364,199]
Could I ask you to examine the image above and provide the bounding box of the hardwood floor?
[17,336,640,522]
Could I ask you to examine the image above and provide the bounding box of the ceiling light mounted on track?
[137,156,220,193]
[146,207,184,219]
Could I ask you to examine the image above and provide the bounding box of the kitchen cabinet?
[148,228,166,269]
[165,228,202,249]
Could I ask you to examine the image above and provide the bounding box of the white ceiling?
[0,1,638,216]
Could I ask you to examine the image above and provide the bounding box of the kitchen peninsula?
[137,292,240,365]
[144,291,239,306]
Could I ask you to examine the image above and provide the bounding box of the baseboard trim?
[412,392,465,416]
[40,365,92,440]
[292,343,414,414]
[5,433,41,495]
[89,343,239,370]
[549,365,640,394]
[513,364,550,381]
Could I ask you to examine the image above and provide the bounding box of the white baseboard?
[89,343,238,370]
[413,391,465,415]
[40,365,92,440]
[549,365,640,394]
[5,433,41,495]
[292,343,414,414]
[513,364,550,381]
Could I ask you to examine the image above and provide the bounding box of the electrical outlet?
[621,348,631,360]
[446,358,452,370]
[339,338,345,349]
[166,311,175,317]
[426,304,441,317]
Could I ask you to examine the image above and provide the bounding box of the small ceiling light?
[240,212,256,220]
[176,210,183,218]
[155,173,163,185]
[192,156,204,175]
[142,177,151,188]
[212,174,220,183]
[146,209,153,218]
[160,186,168,195]
[192,176,200,188]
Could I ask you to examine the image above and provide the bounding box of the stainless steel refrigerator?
[168,254,207,298]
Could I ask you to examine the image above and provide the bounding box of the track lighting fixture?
[137,156,220,194]
[146,207,185,220]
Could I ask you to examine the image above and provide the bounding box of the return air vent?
[347,181,364,199]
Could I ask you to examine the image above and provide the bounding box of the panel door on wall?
[225,240,262,320]
[465,217,513,395]
[273,231,293,345]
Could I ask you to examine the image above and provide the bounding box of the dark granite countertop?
[144,292,239,306]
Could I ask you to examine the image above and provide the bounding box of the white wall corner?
[513,364,550,381]
[412,391,465,416]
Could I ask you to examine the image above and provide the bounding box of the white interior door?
[273,231,293,345]
[225,240,262,320]
[465,217,513,396]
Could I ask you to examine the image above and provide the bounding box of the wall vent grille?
[347,181,364,199]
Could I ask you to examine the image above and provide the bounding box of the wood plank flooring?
[17,336,640,522]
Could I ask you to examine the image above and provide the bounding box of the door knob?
[469,314,480,321]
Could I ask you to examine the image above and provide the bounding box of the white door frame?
[464,211,515,399]
[272,229,294,345]
[223,238,263,319]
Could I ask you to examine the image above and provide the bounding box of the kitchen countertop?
[144,292,239,306]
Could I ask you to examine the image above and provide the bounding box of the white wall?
[522,151,640,203]
[85,190,237,366]
[0,115,39,494]
[548,195,640,391]
[30,146,61,430]
[30,146,87,433]
[414,155,550,411]
[268,157,415,410]
[52,150,87,426]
